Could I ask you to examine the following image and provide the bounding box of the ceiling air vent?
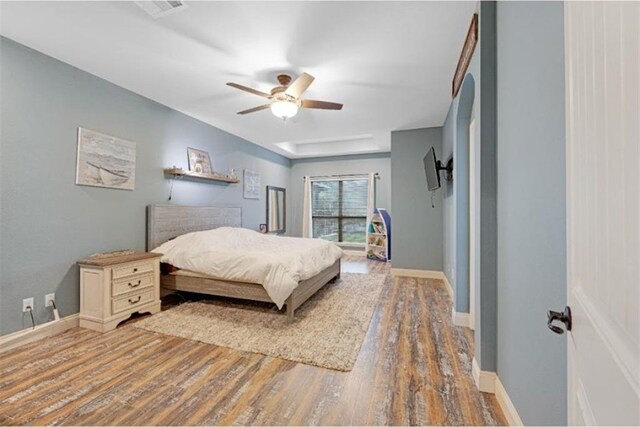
[135,1,187,19]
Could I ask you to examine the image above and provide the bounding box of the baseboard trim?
[390,268,444,279]
[470,357,523,425]
[0,313,80,354]
[472,357,496,393]
[441,275,470,328]
[441,274,453,299]
[495,376,524,426]
[452,307,471,328]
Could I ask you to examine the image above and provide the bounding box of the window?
[311,178,368,244]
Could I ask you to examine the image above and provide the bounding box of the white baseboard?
[442,274,454,299]
[471,357,523,426]
[0,313,79,354]
[452,307,471,328]
[472,357,497,393]
[442,273,471,328]
[495,376,524,426]
[390,268,444,279]
[442,275,470,328]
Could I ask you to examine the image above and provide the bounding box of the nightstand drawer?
[112,288,155,315]
[112,260,155,280]
[112,273,154,297]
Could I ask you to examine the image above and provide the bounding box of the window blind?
[311,178,368,244]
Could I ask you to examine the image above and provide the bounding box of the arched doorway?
[454,74,475,325]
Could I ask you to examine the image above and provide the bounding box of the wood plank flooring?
[0,256,506,425]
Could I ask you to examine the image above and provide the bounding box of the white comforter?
[152,227,343,308]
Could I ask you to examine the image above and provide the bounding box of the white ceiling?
[0,1,476,159]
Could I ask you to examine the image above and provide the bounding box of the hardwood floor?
[0,256,506,425]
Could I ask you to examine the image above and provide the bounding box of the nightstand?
[77,251,162,332]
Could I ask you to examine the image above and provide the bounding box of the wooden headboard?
[146,204,242,250]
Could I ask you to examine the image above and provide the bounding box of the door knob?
[547,306,572,334]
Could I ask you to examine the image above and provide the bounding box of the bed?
[146,204,342,320]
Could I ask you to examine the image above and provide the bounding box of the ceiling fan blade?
[285,73,315,98]
[227,82,271,98]
[301,99,343,110]
[237,104,271,115]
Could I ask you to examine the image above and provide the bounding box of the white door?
[564,2,640,425]
[469,118,477,331]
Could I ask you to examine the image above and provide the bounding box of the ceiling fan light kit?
[270,99,300,119]
[227,72,343,120]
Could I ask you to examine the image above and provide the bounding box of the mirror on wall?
[266,186,286,234]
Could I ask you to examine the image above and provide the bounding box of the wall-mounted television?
[424,147,441,191]
[423,147,453,191]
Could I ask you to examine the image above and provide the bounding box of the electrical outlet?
[45,293,55,307]
[22,297,34,312]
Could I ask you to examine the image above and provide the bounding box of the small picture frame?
[187,148,213,175]
[259,224,268,234]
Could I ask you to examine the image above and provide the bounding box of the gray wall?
[390,128,443,270]
[442,2,499,375]
[288,153,391,238]
[442,104,456,289]
[476,1,499,373]
[496,2,566,424]
[442,33,481,314]
[0,37,290,335]
[441,4,566,424]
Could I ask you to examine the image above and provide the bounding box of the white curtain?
[302,176,312,238]
[365,172,376,246]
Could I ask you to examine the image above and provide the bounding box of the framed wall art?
[243,169,260,199]
[75,127,136,191]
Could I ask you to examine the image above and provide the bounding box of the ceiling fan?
[226,73,343,120]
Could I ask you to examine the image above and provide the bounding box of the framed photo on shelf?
[187,148,213,174]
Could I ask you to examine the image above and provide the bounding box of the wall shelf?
[163,167,239,184]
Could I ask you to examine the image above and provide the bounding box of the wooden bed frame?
[146,204,341,321]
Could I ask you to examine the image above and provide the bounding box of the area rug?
[132,272,386,371]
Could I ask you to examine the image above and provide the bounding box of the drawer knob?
[128,280,142,288]
[133,268,138,272]
[128,296,142,304]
